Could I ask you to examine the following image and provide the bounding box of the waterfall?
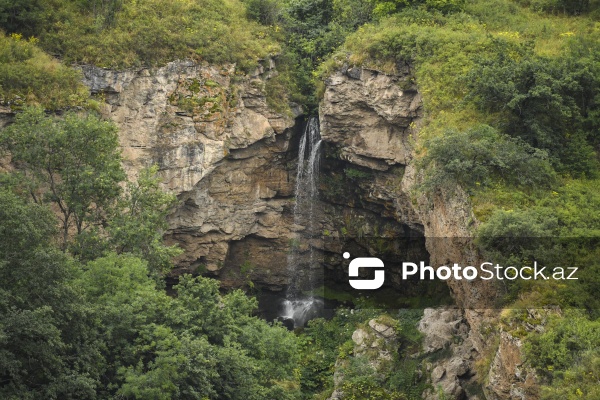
[280,116,323,328]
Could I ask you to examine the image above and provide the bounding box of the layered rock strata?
[81,59,299,288]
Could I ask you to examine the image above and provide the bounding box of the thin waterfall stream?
[280,116,323,328]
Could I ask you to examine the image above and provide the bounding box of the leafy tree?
[244,0,283,25]
[74,252,301,399]
[0,106,126,248]
[169,276,300,399]
[75,253,171,395]
[279,0,349,109]
[106,166,181,273]
[1,108,179,272]
[0,0,49,37]
[0,188,101,399]
[333,0,374,29]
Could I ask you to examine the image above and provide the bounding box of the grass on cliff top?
[3,0,280,70]
[0,33,90,110]
[0,0,282,109]
[324,0,600,124]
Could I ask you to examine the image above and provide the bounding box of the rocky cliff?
[319,64,477,399]
[81,58,533,399]
[81,59,302,289]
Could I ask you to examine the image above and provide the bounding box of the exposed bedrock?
[81,59,302,289]
[82,58,532,399]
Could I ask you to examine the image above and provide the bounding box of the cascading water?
[281,116,323,328]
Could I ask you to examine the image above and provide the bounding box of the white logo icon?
[344,252,385,290]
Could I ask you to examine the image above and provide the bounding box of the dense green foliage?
[297,308,427,399]
[2,0,600,398]
[323,0,600,396]
[0,189,100,399]
[1,107,125,246]
[419,124,556,193]
[0,217,301,399]
[524,310,600,399]
[466,38,600,176]
[0,107,180,273]
[0,0,279,69]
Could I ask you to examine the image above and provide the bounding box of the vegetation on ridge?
[0,0,279,69]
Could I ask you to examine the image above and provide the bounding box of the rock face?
[81,59,428,292]
[329,316,401,400]
[419,308,478,400]
[486,332,536,400]
[321,65,421,170]
[81,59,299,289]
[81,60,293,192]
[320,65,423,232]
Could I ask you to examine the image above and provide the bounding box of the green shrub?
[524,311,600,399]
[516,0,591,15]
[344,167,371,180]
[538,349,600,399]
[244,0,283,25]
[370,0,465,19]
[418,125,556,193]
[465,38,600,177]
[0,0,51,37]
[475,181,600,309]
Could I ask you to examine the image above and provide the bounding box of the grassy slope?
[323,0,599,232]
[36,0,279,69]
[0,34,89,110]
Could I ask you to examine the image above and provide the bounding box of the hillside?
[1,0,599,399]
